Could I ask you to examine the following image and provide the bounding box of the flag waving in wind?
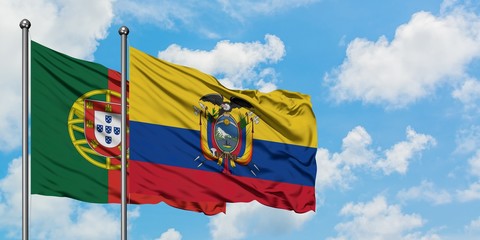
[129,47,318,213]
[30,41,225,215]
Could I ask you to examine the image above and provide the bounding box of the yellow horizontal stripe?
[129,47,317,148]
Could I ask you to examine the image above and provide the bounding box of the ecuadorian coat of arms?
[193,93,261,176]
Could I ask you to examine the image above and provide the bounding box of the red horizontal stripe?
[107,158,225,215]
[129,160,316,213]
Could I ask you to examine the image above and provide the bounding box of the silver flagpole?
[119,25,129,240]
[20,19,31,240]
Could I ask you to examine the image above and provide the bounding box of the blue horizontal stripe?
[130,121,317,187]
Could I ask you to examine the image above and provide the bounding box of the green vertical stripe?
[31,41,110,203]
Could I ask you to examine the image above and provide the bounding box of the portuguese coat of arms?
[84,99,123,158]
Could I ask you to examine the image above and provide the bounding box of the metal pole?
[20,18,31,240]
[118,25,129,240]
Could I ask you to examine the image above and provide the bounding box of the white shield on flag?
[84,99,125,157]
[94,111,121,148]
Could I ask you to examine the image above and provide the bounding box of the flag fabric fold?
[30,41,225,215]
[129,47,318,213]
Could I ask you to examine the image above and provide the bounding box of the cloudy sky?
[1,0,480,239]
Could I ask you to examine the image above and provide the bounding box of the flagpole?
[119,25,129,240]
[20,18,31,240]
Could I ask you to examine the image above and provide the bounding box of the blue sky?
[1,0,480,239]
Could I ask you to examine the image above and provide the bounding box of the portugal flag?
[30,41,225,215]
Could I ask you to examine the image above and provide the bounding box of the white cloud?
[117,0,319,30]
[32,202,119,240]
[158,34,285,91]
[457,182,480,202]
[0,157,120,239]
[465,216,480,233]
[126,206,141,233]
[328,196,431,240]
[217,0,319,21]
[0,0,114,151]
[255,79,277,93]
[396,180,452,205]
[315,148,353,191]
[456,149,480,202]
[375,127,436,175]
[468,150,480,177]
[455,125,480,154]
[440,0,459,13]
[209,201,314,240]
[452,78,480,111]
[115,0,194,29]
[0,157,22,232]
[403,232,442,240]
[316,126,435,191]
[8,0,114,60]
[326,7,480,108]
[155,228,182,240]
[339,126,376,167]
[438,216,480,240]
[128,206,141,219]
[315,126,375,190]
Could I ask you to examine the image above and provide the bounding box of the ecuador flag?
[31,41,225,215]
[129,47,318,213]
